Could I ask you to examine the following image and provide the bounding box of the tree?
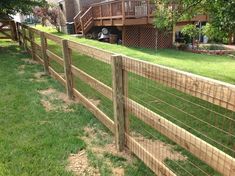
[202,23,227,43]
[181,24,200,47]
[154,0,205,31]
[206,0,235,44]
[153,0,235,44]
[33,5,60,32]
[0,0,47,17]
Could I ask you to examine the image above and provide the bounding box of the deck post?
[112,55,126,151]
[62,39,74,100]
[110,3,113,25]
[147,0,150,23]
[40,32,50,75]
[122,0,125,25]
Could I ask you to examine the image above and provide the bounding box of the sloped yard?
[0,40,154,176]
[36,26,235,84]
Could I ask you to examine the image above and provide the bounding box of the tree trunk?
[228,33,232,45]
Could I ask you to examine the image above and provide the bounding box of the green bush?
[202,23,227,43]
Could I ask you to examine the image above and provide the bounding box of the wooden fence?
[11,21,235,176]
[0,20,17,40]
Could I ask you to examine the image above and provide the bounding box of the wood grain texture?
[68,40,113,64]
[29,29,36,60]
[112,55,125,151]
[22,27,28,51]
[62,40,74,99]
[40,32,50,75]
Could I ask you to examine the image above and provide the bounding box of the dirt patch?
[38,88,79,112]
[22,58,39,65]
[40,99,56,112]
[34,72,47,79]
[134,136,187,162]
[112,168,125,176]
[18,65,25,75]
[67,150,100,176]
[83,127,132,162]
[68,127,186,176]
[31,72,48,82]
[68,126,131,176]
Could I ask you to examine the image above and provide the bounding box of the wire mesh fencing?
[18,23,235,176]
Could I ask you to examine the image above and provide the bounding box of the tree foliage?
[206,0,235,43]
[202,23,226,43]
[33,5,60,31]
[181,24,200,39]
[0,0,47,16]
[154,0,205,31]
[153,0,235,43]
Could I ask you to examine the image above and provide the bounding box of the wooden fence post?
[112,55,125,151]
[62,39,74,99]
[29,29,36,60]
[16,22,22,46]
[9,21,17,41]
[123,70,129,134]
[22,27,27,51]
[40,32,50,75]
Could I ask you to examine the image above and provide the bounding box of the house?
[57,0,208,49]
[72,0,173,49]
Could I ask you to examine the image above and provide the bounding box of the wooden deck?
[74,0,155,34]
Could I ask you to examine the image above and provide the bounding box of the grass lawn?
[35,25,235,84]
[0,40,155,176]
[25,26,234,175]
[18,26,235,175]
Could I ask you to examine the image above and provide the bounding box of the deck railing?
[92,0,155,20]
[75,0,155,34]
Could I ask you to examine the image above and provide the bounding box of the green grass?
[29,26,235,175]
[0,40,154,176]
[35,25,235,84]
[20,25,235,175]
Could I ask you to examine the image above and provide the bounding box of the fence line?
[6,21,235,176]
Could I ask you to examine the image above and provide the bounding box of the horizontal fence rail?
[0,20,17,40]
[11,21,235,176]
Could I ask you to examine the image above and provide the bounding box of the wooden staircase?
[74,11,83,35]
[74,7,94,36]
[74,0,155,35]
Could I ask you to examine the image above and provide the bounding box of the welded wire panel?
[122,56,235,112]
[71,48,114,123]
[123,58,235,176]
[46,38,64,75]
